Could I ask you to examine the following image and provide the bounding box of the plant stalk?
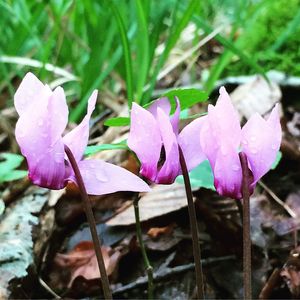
[239,152,252,300]
[133,194,154,299]
[64,145,112,299]
[178,146,204,299]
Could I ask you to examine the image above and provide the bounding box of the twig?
[258,181,297,218]
[258,268,281,299]
[113,256,235,295]
[179,146,204,299]
[133,194,154,299]
[239,152,252,300]
[64,145,112,299]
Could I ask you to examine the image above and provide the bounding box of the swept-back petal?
[75,159,150,195]
[156,108,180,184]
[14,72,48,115]
[170,97,180,135]
[147,97,171,119]
[63,90,97,161]
[241,106,281,187]
[127,103,162,182]
[15,85,68,189]
[213,142,243,199]
[209,87,241,149]
[178,117,206,171]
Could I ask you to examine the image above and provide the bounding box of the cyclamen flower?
[200,87,282,199]
[127,98,206,184]
[14,73,150,194]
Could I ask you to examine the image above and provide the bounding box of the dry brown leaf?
[54,241,121,287]
[147,223,175,239]
[106,183,190,226]
[230,76,282,120]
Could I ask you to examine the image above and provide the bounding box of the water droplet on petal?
[232,164,240,171]
[251,148,258,154]
[220,145,227,155]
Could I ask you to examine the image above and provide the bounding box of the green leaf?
[177,160,215,190]
[104,117,130,127]
[85,142,129,156]
[0,153,27,182]
[271,151,282,170]
[162,88,208,112]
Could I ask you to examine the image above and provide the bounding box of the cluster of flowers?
[15,73,281,199]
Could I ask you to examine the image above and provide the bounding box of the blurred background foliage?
[0,0,299,121]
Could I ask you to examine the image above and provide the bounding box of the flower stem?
[133,194,154,299]
[239,152,252,300]
[64,145,112,299]
[178,146,204,299]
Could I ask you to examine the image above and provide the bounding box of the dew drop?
[96,172,108,182]
[251,148,258,154]
[38,119,44,127]
[232,164,240,171]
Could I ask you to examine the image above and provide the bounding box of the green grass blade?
[110,2,134,107]
[135,0,150,101]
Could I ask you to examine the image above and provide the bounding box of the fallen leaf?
[230,76,282,120]
[106,183,190,226]
[147,223,175,239]
[54,241,122,287]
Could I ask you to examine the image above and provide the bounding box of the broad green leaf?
[104,117,130,127]
[271,151,282,170]
[177,160,215,190]
[0,153,27,182]
[85,142,128,156]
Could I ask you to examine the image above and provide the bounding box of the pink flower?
[200,87,282,199]
[127,98,206,184]
[14,73,150,194]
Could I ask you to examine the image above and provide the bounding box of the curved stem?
[133,194,154,299]
[64,145,112,299]
[178,146,204,299]
[239,152,252,300]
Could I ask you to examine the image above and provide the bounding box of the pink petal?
[15,86,68,189]
[213,142,242,199]
[147,97,171,119]
[200,87,241,171]
[156,108,180,184]
[127,103,162,182]
[14,72,49,115]
[63,90,97,161]
[241,105,281,187]
[74,159,150,195]
[178,117,206,172]
[170,97,180,135]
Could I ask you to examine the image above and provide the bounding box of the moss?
[225,0,300,76]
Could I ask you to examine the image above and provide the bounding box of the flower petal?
[147,97,171,119]
[15,86,68,189]
[75,159,150,195]
[178,117,206,172]
[14,72,49,115]
[63,90,97,161]
[170,97,180,135]
[156,108,180,184]
[241,105,281,187]
[213,142,242,199]
[127,103,162,182]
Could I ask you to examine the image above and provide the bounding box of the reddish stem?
[239,152,252,300]
[64,145,112,299]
